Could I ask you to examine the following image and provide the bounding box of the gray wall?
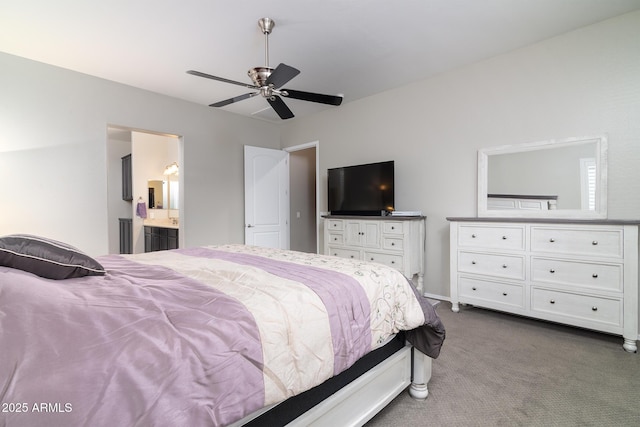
[106,132,133,254]
[0,52,281,256]
[280,11,640,303]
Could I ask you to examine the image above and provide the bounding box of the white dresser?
[323,216,426,292]
[448,218,639,352]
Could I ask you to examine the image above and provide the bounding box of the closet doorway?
[287,141,319,254]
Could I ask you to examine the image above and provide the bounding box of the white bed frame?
[231,344,432,427]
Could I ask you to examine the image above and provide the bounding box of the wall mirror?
[478,135,607,218]
[148,180,166,209]
[148,162,179,211]
[167,177,179,210]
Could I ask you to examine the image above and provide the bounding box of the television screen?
[328,161,394,215]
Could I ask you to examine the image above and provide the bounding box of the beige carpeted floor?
[366,301,640,426]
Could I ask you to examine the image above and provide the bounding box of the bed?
[0,235,445,427]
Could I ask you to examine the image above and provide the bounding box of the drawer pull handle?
[502,292,508,296]
[592,306,598,311]
[471,261,476,265]
[592,241,598,245]
[592,273,598,278]
[472,287,477,291]
[391,226,395,230]
[502,264,507,269]
[350,255,354,258]
[370,257,374,261]
[391,261,395,264]
[471,234,477,238]
[549,238,555,243]
[502,236,507,240]
[550,269,555,274]
[550,300,555,304]
[391,242,395,246]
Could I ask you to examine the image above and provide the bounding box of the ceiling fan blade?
[282,89,343,106]
[267,95,295,119]
[209,92,257,107]
[187,70,258,89]
[266,63,300,89]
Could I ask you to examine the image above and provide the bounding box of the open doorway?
[106,125,182,254]
[286,141,319,254]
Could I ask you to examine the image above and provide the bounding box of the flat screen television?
[328,160,394,216]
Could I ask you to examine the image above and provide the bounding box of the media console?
[323,215,426,293]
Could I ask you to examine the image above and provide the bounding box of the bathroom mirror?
[167,177,179,210]
[148,179,179,210]
[148,180,166,209]
[478,135,607,218]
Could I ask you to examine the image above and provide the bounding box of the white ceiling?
[3,0,640,123]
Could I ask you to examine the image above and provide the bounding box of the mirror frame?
[478,135,608,219]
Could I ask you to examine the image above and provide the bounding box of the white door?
[244,146,289,249]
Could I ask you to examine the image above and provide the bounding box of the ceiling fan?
[187,18,343,120]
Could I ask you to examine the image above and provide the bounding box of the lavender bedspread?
[0,245,444,427]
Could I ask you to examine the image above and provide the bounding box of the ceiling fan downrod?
[258,18,275,68]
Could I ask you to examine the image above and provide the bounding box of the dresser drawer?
[530,226,623,258]
[458,251,525,280]
[458,277,524,309]
[458,224,525,251]
[327,233,344,245]
[382,221,404,235]
[365,251,403,270]
[326,219,344,231]
[382,237,403,251]
[531,257,622,292]
[531,287,622,329]
[328,247,359,260]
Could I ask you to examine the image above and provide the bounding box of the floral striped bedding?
[0,244,444,427]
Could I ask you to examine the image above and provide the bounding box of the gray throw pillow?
[0,234,106,280]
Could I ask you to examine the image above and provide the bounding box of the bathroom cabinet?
[121,154,133,201]
[144,226,179,252]
[119,218,133,254]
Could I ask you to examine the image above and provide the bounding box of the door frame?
[285,140,320,254]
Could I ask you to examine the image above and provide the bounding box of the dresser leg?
[451,301,460,312]
[622,338,637,353]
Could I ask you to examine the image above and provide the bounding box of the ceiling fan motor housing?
[248,66,273,87]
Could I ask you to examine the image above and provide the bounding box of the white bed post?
[409,347,432,399]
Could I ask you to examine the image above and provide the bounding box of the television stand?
[323,215,426,292]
